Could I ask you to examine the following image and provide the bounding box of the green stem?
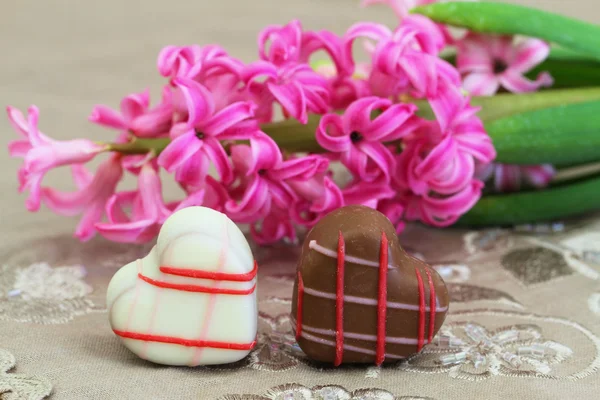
[107,137,171,155]
[457,175,600,226]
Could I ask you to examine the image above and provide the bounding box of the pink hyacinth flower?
[159,45,245,112]
[89,88,173,137]
[226,133,328,225]
[291,176,345,228]
[40,154,123,241]
[157,78,256,186]
[429,81,496,164]
[377,195,408,233]
[457,33,553,95]
[343,179,395,208]
[476,163,555,193]
[316,96,417,182]
[258,20,303,66]
[158,45,229,80]
[95,163,207,243]
[344,18,456,99]
[418,180,485,226]
[7,105,105,212]
[242,61,330,124]
[250,205,297,245]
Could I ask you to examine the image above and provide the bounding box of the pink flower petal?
[258,20,303,65]
[120,90,150,122]
[456,34,494,74]
[511,38,551,73]
[268,80,307,123]
[343,180,395,205]
[343,22,392,68]
[463,72,501,96]
[414,136,457,181]
[522,164,555,188]
[270,155,329,181]
[8,140,32,157]
[342,96,392,136]
[157,130,202,172]
[355,141,396,182]
[6,106,30,138]
[202,101,255,136]
[225,176,270,223]
[105,191,137,224]
[95,218,158,243]
[203,137,234,184]
[494,164,522,192]
[420,179,484,226]
[248,132,283,174]
[499,70,553,93]
[174,155,210,191]
[364,103,417,141]
[316,114,350,152]
[173,78,215,126]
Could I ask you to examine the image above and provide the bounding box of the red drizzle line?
[335,230,345,367]
[376,231,388,366]
[138,274,256,295]
[113,330,256,350]
[160,260,258,281]
[425,268,436,344]
[414,267,426,352]
[295,270,304,340]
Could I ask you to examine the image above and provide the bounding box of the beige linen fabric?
[1,1,600,399]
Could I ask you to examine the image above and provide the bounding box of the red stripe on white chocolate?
[190,215,229,366]
[335,230,345,367]
[302,287,447,312]
[159,261,257,281]
[309,240,393,269]
[138,274,256,295]
[415,267,426,352]
[113,329,256,350]
[296,270,305,340]
[142,287,163,359]
[376,231,388,366]
[299,331,405,360]
[425,268,436,344]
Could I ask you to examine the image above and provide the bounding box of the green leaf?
[415,87,600,122]
[528,60,600,89]
[487,100,600,167]
[457,175,600,226]
[412,2,600,60]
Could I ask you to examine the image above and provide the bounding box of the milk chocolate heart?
[291,205,449,366]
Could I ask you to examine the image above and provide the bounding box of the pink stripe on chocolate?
[415,267,426,352]
[376,231,388,366]
[425,268,436,344]
[296,270,304,340]
[335,230,345,367]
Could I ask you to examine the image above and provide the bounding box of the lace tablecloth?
[2,1,600,399]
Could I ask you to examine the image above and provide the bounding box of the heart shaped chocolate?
[291,205,449,365]
[107,206,258,366]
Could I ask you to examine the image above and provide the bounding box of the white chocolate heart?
[107,206,258,366]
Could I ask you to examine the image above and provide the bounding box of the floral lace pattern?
[0,262,101,324]
[2,221,600,397]
[219,383,436,400]
[0,348,52,400]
